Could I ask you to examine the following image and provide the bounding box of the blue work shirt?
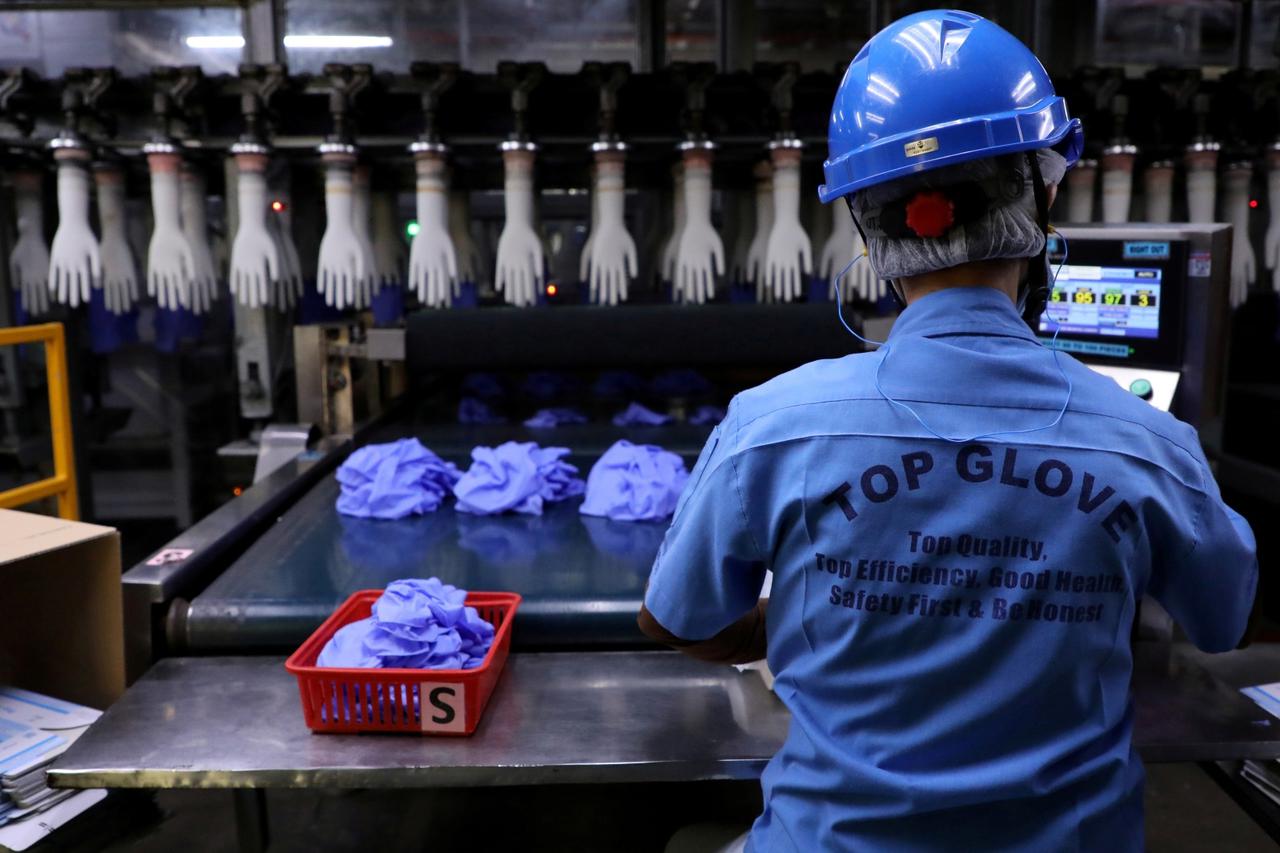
[644,286,1257,852]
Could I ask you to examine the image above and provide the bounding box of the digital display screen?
[1039,265,1162,340]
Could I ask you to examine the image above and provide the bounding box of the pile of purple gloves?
[317,578,495,671]
[336,439,462,520]
[454,441,586,516]
[580,440,690,522]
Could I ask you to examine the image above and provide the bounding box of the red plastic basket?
[285,589,521,736]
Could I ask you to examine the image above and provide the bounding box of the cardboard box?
[0,510,123,710]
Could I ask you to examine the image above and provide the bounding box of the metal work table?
[177,423,713,653]
[50,644,1280,792]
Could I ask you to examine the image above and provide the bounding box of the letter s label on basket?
[421,682,466,733]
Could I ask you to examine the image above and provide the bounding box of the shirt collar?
[886,286,1038,343]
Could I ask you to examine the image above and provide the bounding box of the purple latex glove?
[689,405,727,426]
[316,618,383,668]
[454,441,546,515]
[316,577,496,670]
[532,445,586,503]
[523,407,589,429]
[458,397,508,425]
[651,369,712,398]
[612,402,672,427]
[454,441,585,516]
[579,440,690,521]
[335,438,463,520]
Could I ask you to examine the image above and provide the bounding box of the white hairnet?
[849,150,1068,280]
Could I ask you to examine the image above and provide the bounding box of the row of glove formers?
[7,137,884,319]
[1060,138,1280,309]
[13,134,1278,321]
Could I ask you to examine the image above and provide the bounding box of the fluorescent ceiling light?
[185,35,245,49]
[283,35,393,49]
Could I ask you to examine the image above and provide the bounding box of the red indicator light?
[232,486,243,497]
[546,284,558,296]
[1250,199,1259,209]
[271,200,285,212]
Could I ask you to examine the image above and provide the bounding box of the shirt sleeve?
[1147,446,1258,653]
[643,406,768,641]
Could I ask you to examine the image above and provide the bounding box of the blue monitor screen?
[1039,265,1161,340]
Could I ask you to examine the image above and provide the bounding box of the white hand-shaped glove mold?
[1265,152,1280,293]
[228,150,279,309]
[373,190,405,289]
[579,163,599,285]
[746,160,774,299]
[317,150,370,310]
[494,146,543,307]
[48,149,101,309]
[9,169,50,317]
[1185,146,1219,224]
[659,163,685,284]
[1101,146,1136,224]
[1143,161,1174,223]
[820,200,856,301]
[672,148,723,304]
[584,148,636,306]
[268,188,303,310]
[181,165,218,314]
[763,144,811,303]
[1066,159,1097,223]
[1223,162,1255,309]
[448,190,481,285]
[93,165,140,315]
[409,148,458,308]
[351,165,380,302]
[145,149,196,311]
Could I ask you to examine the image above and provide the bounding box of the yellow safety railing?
[0,323,78,520]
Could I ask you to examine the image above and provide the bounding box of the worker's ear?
[1046,183,1059,210]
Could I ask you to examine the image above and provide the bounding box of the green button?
[1129,379,1153,400]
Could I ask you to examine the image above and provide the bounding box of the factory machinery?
[0,58,1275,670]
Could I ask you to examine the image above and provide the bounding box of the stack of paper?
[0,688,105,851]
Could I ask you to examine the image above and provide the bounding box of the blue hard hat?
[819,9,1084,203]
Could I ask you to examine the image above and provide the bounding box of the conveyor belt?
[181,421,714,652]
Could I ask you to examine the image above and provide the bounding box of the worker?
[640,10,1257,852]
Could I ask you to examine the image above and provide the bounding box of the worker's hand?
[49,159,101,310]
[94,168,140,316]
[9,170,51,317]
